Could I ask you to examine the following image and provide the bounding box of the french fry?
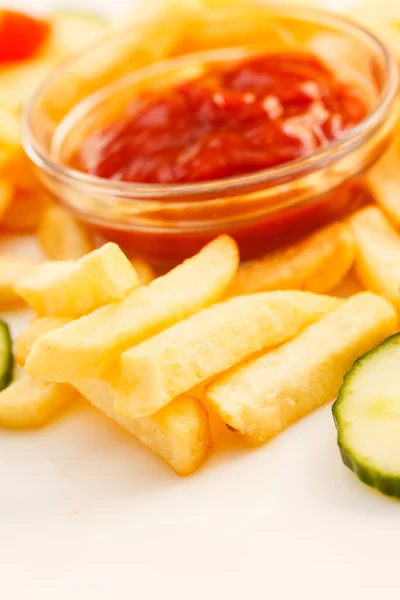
[48,3,183,125]
[0,104,21,148]
[350,203,399,236]
[0,374,77,429]
[329,270,364,299]
[347,14,400,61]
[115,0,189,29]
[0,58,58,109]
[367,145,400,227]
[1,188,50,233]
[38,205,94,260]
[0,256,37,308]
[350,206,400,310]
[130,256,156,285]
[15,242,139,318]
[112,291,341,418]
[202,0,251,6]
[75,379,212,476]
[14,152,39,193]
[10,314,211,474]
[181,4,294,54]
[225,223,355,298]
[25,235,239,382]
[0,180,12,219]
[0,145,21,179]
[206,292,397,444]
[15,317,70,366]
[50,11,108,57]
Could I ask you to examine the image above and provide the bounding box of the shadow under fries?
[1,353,310,504]
[0,397,179,507]
[188,382,258,464]
[329,269,363,299]
[0,382,266,511]
[0,388,262,504]
[2,377,374,513]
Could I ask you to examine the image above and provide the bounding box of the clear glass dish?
[23,4,400,265]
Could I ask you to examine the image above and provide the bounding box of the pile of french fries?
[2,0,400,476]
[0,206,397,476]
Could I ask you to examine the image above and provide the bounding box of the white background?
[2,1,400,599]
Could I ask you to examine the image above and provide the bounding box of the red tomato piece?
[0,10,51,64]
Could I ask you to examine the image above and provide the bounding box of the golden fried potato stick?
[0,374,77,429]
[15,242,139,318]
[206,292,397,444]
[25,235,239,382]
[15,317,212,475]
[15,317,70,366]
[225,223,355,298]
[38,205,94,260]
[0,105,23,178]
[350,206,400,311]
[1,189,50,233]
[0,180,12,219]
[346,13,400,61]
[366,140,400,227]
[329,270,364,299]
[178,2,295,55]
[75,379,212,476]
[130,256,156,285]
[48,1,183,125]
[112,291,341,418]
[0,256,38,308]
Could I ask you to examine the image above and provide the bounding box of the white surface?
[2,1,400,599]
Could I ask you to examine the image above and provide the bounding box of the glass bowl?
[23,4,400,266]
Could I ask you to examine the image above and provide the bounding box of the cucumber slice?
[0,320,13,391]
[333,333,400,498]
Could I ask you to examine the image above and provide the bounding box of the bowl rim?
[22,2,400,202]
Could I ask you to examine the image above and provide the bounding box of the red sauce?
[0,10,50,64]
[76,52,368,184]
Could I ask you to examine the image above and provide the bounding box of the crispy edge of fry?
[38,204,94,260]
[112,291,341,418]
[11,315,212,474]
[329,269,364,299]
[75,379,212,476]
[0,374,77,429]
[366,139,400,226]
[205,292,397,444]
[47,4,184,125]
[15,317,70,366]
[0,104,20,147]
[349,206,400,309]
[0,179,13,219]
[350,204,399,238]
[25,235,239,383]
[1,189,51,233]
[15,242,140,318]
[130,256,156,285]
[225,222,355,298]
[0,255,38,308]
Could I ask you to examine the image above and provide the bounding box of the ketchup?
[0,10,50,64]
[76,52,368,184]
